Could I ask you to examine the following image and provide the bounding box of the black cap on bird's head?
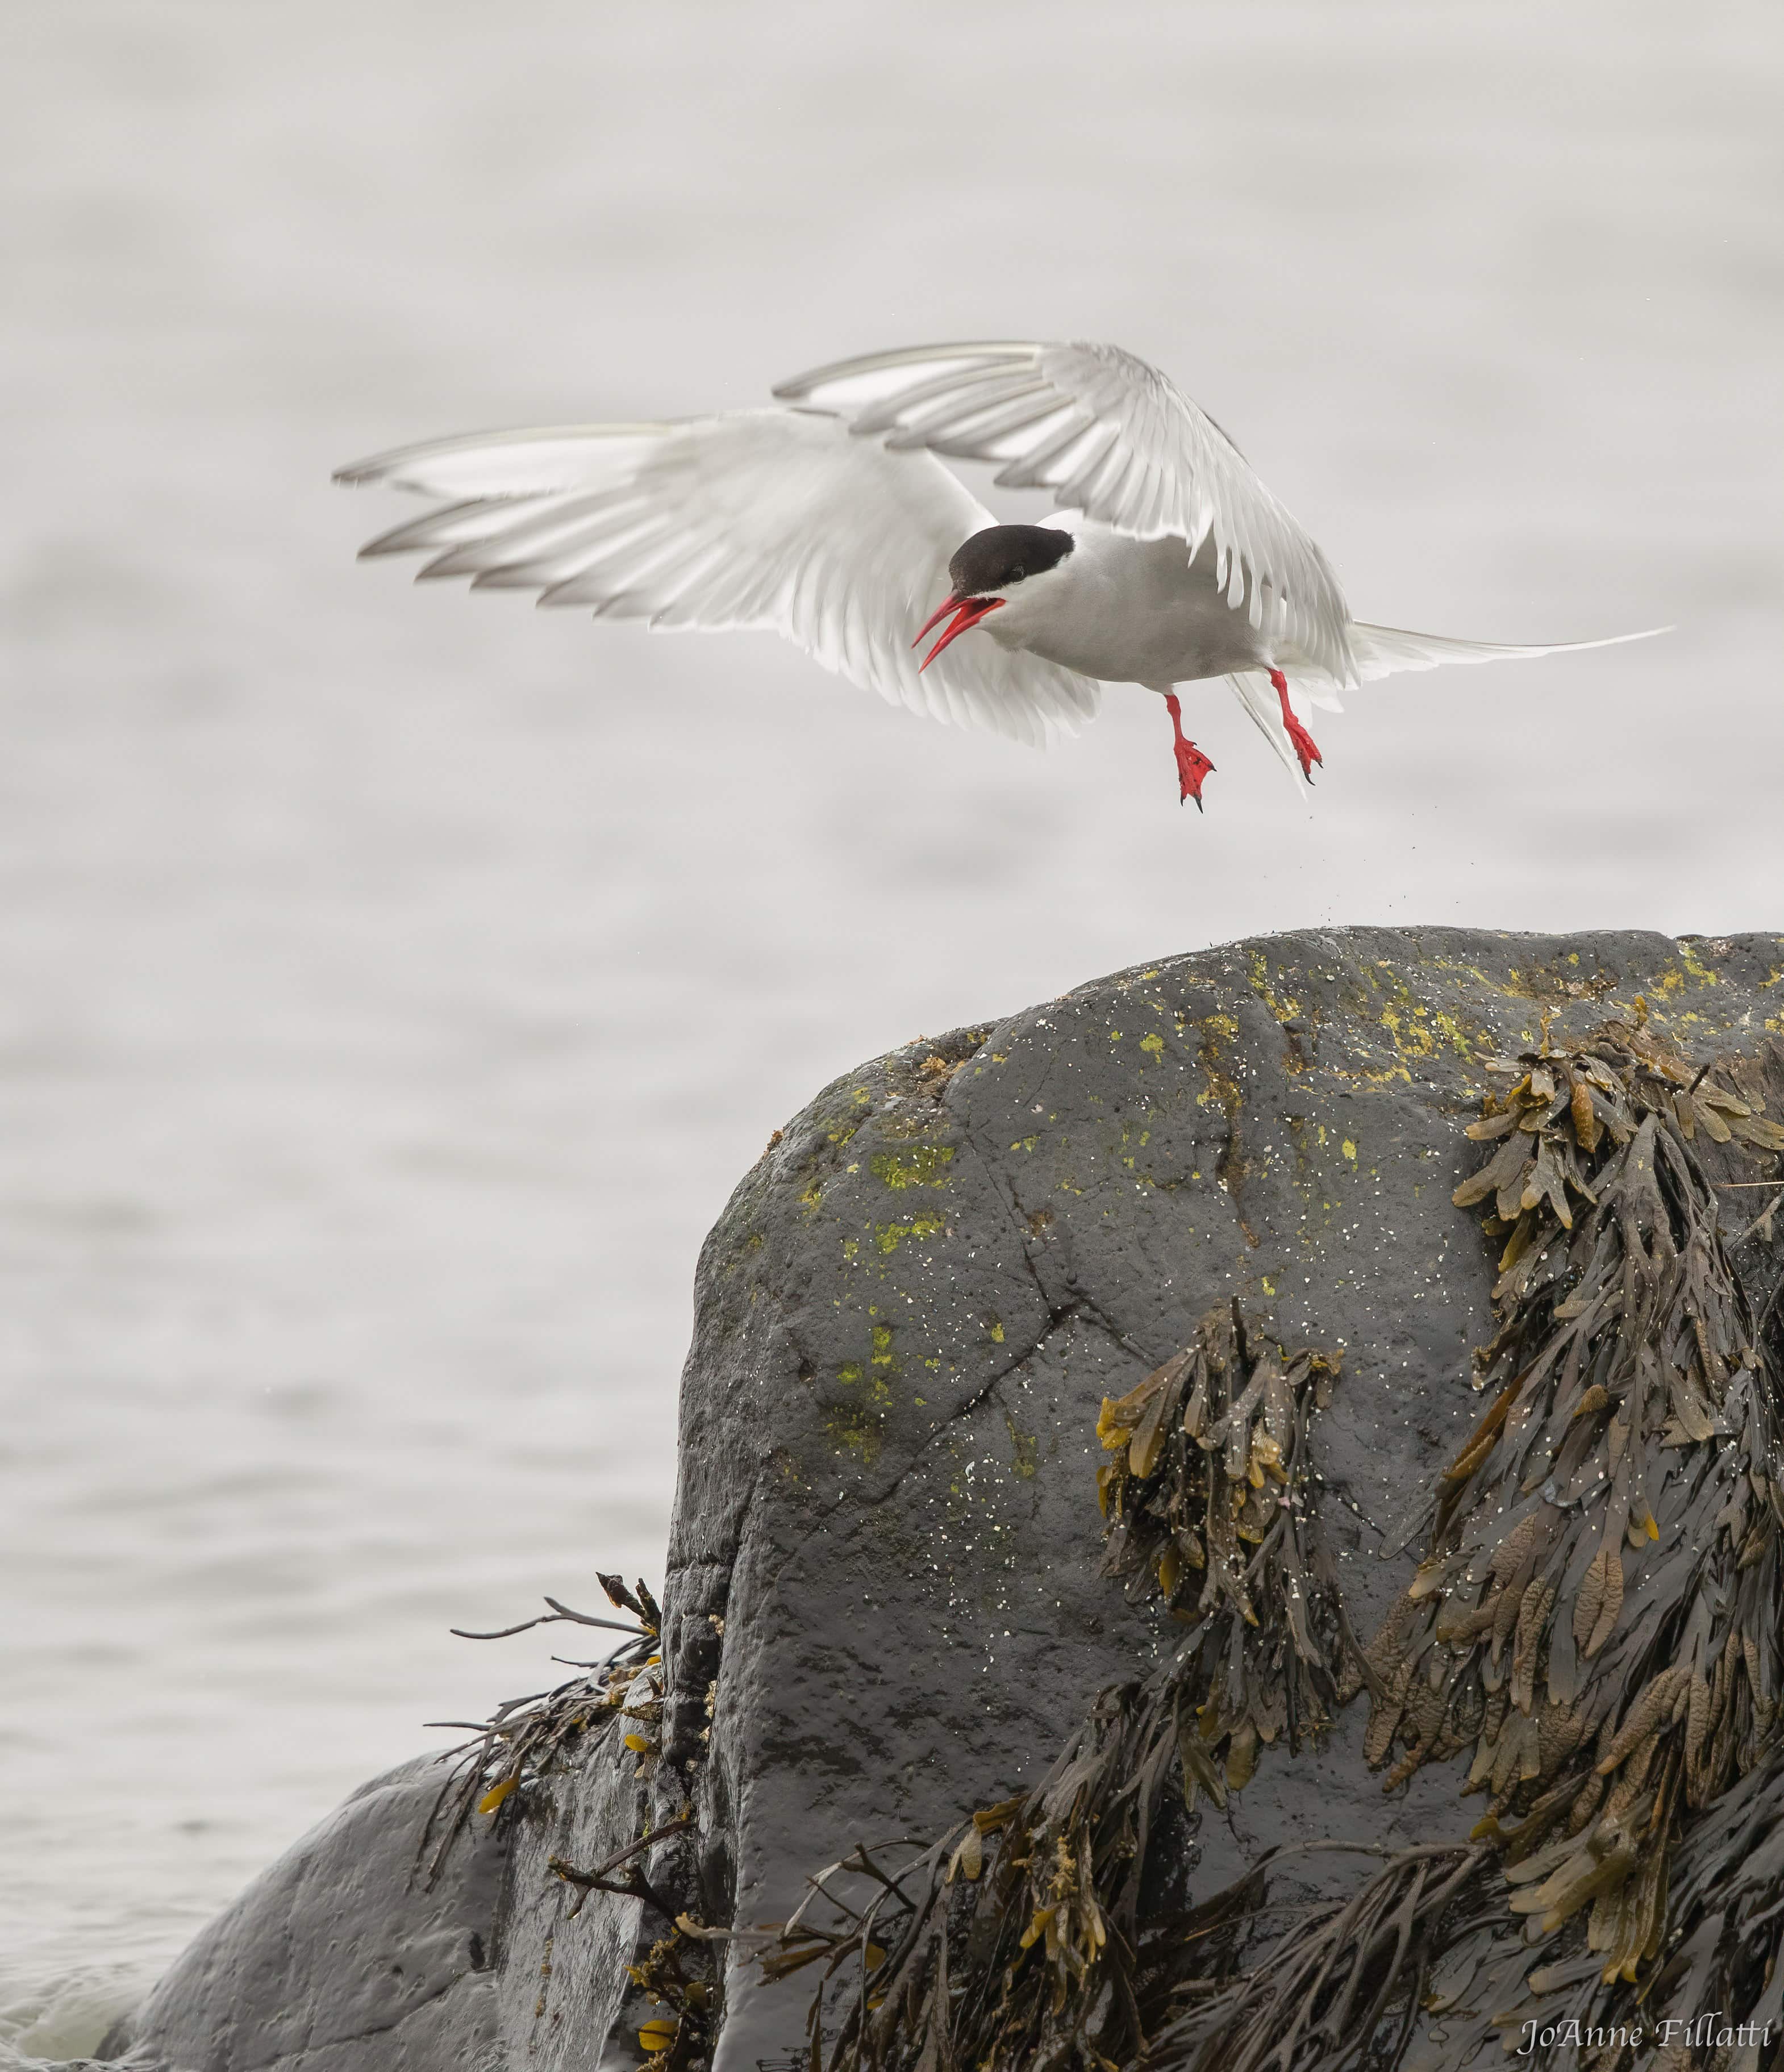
[913,524,1075,670]
[947,523,1074,599]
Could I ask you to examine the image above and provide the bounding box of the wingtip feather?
[772,341,1040,406]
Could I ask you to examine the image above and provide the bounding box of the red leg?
[1165,693,1215,809]
[1269,668,1322,779]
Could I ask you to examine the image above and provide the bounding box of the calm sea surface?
[3,1,1779,2057]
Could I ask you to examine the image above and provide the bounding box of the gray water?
[3,0,1780,2056]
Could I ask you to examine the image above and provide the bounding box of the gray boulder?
[109,928,1784,2072]
[99,1758,508,2070]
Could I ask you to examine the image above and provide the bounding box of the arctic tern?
[336,340,1661,807]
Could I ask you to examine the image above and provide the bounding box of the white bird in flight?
[336,341,1661,808]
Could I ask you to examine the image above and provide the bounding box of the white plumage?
[337,339,1664,802]
[773,339,1356,686]
[339,409,1098,749]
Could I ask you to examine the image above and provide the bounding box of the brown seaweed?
[1097,1307,1356,1782]
[426,1575,728,2070]
[418,1575,661,1881]
[753,1021,1784,2072]
[1151,1840,1500,2072]
[749,1304,1354,2072]
[1361,1021,1784,1990]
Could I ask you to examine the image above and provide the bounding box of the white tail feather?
[1345,621,1670,683]
[1224,670,1310,795]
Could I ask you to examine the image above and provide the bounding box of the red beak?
[912,593,1004,672]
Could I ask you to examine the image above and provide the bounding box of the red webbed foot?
[1164,692,1215,809]
[1174,736,1215,808]
[1281,712,1322,780]
[1268,667,1322,780]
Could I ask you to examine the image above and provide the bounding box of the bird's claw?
[1283,713,1322,781]
[1267,668,1322,781]
[1175,740,1215,810]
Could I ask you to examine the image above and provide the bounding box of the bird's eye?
[1010,566,1024,582]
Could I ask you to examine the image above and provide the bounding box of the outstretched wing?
[774,341,1355,687]
[335,408,1101,747]
[1341,621,1669,684]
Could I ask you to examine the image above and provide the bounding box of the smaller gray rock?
[102,1757,507,2072]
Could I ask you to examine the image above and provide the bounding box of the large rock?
[108,928,1784,2072]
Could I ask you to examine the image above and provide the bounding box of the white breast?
[986,522,1276,689]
